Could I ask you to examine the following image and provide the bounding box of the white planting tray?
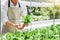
[20,19,60,31]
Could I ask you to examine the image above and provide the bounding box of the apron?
[2,0,21,34]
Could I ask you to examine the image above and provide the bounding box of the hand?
[23,24,29,27]
[13,24,24,30]
[18,25,24,30]
[5,21,24,30]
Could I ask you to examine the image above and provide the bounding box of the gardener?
[1,0,27,34]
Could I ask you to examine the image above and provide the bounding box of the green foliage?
[23,14,31,24]
[0,24,60,40]
[30,6,60,21]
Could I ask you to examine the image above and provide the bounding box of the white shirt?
[1,0,27,24]
[10,0,19,8]
[1,0,27,33]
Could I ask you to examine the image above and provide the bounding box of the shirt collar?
[10,0,19,7]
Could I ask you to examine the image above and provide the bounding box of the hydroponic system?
[0,0,60,40]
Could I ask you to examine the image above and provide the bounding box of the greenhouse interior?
[0,0,60,40]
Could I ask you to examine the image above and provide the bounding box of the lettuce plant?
[0,24,60,40]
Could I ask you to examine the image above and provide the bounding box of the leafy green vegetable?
[30,6,60,21]
[24,14,31,24]
[0,24,60,40]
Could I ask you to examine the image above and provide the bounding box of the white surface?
[22,19,60,31]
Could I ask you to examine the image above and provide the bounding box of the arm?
[1,0,9,26]
[1,0,24,30]
[20,3,27,16]
[1,0,18,28]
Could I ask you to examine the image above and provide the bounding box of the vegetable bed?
[0,24,60,40]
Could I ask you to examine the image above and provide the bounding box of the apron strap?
[8,0,10,7]
[8,0,21,8]
[18,2,21,8]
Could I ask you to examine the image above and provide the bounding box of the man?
[1,0,27,34]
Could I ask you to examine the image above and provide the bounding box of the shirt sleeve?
[20,3,27,16]
[1,0,8,25]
